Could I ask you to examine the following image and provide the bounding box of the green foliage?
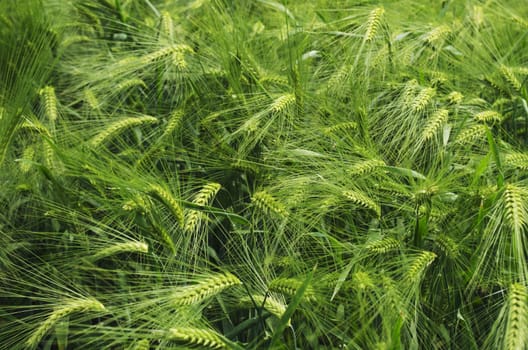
[1,0,528,349]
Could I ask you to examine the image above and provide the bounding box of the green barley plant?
[1,0,528,349]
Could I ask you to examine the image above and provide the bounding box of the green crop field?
[0,0,527,349]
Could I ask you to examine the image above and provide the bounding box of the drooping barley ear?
[505,152,528,171]
[446,91,464,105]
[455,124,487,145]
[349,159,386,176]
[162,110,183,139]
[43,140,58,171]
[405,251,436,284]
[39,86,58,123]
[19,145,35,173]
[90,116,158,148]
[411,87,436,113]
[172,50,187,70]
[364,7,385,42]
[433,234,460,259]
[503,184,527,236]
[141,44,193,65]
[474,110,503,124]
[19,119,51,137]
[260,74,289,87]
[327,64,352,94]
[423,25,451,46]
[90,241,148,261]
[268,277,316,302]
[26,298,105,349]
[342,190,380,216]
[513,66,528,76]
[159,11,174,42]
[421,109,449,141]
[352,271,375,290]
[116,78,147,93]
[60,35,92,48]
[122,194,151,214]
[84,89,100,111]
[366,237,401,254]
[239,294,288,320]
[381,275,407,319]
[500,65,522,91]
[270,93,296,114]
[323,121,358,134]
[132,339,149,350]
[401,79,419,104]
[172,272,241,306]
[251,191,289,218]
[147,184,184,227]
[185,183,221,233]
[166,327,228,349]
[505,283,528,350]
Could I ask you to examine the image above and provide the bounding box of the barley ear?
[26,298,105,349]
[89,241,148,261]
[366,237,401,254]
[90,116,158,148]
[172,272,241,306]
[146,184,184,227]
[364,7,385,42]
[268,277,316,302]
[39,86,58,122]
[504,283,528,350]
[405,251,436,284]
[166,327,228,349]
[252,191,289,218]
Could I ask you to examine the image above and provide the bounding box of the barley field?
[0,0,527,349]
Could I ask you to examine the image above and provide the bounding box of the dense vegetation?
[1,0,527,349]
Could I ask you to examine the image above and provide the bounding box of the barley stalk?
[90,116,158,148]
[172,272,241,306]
